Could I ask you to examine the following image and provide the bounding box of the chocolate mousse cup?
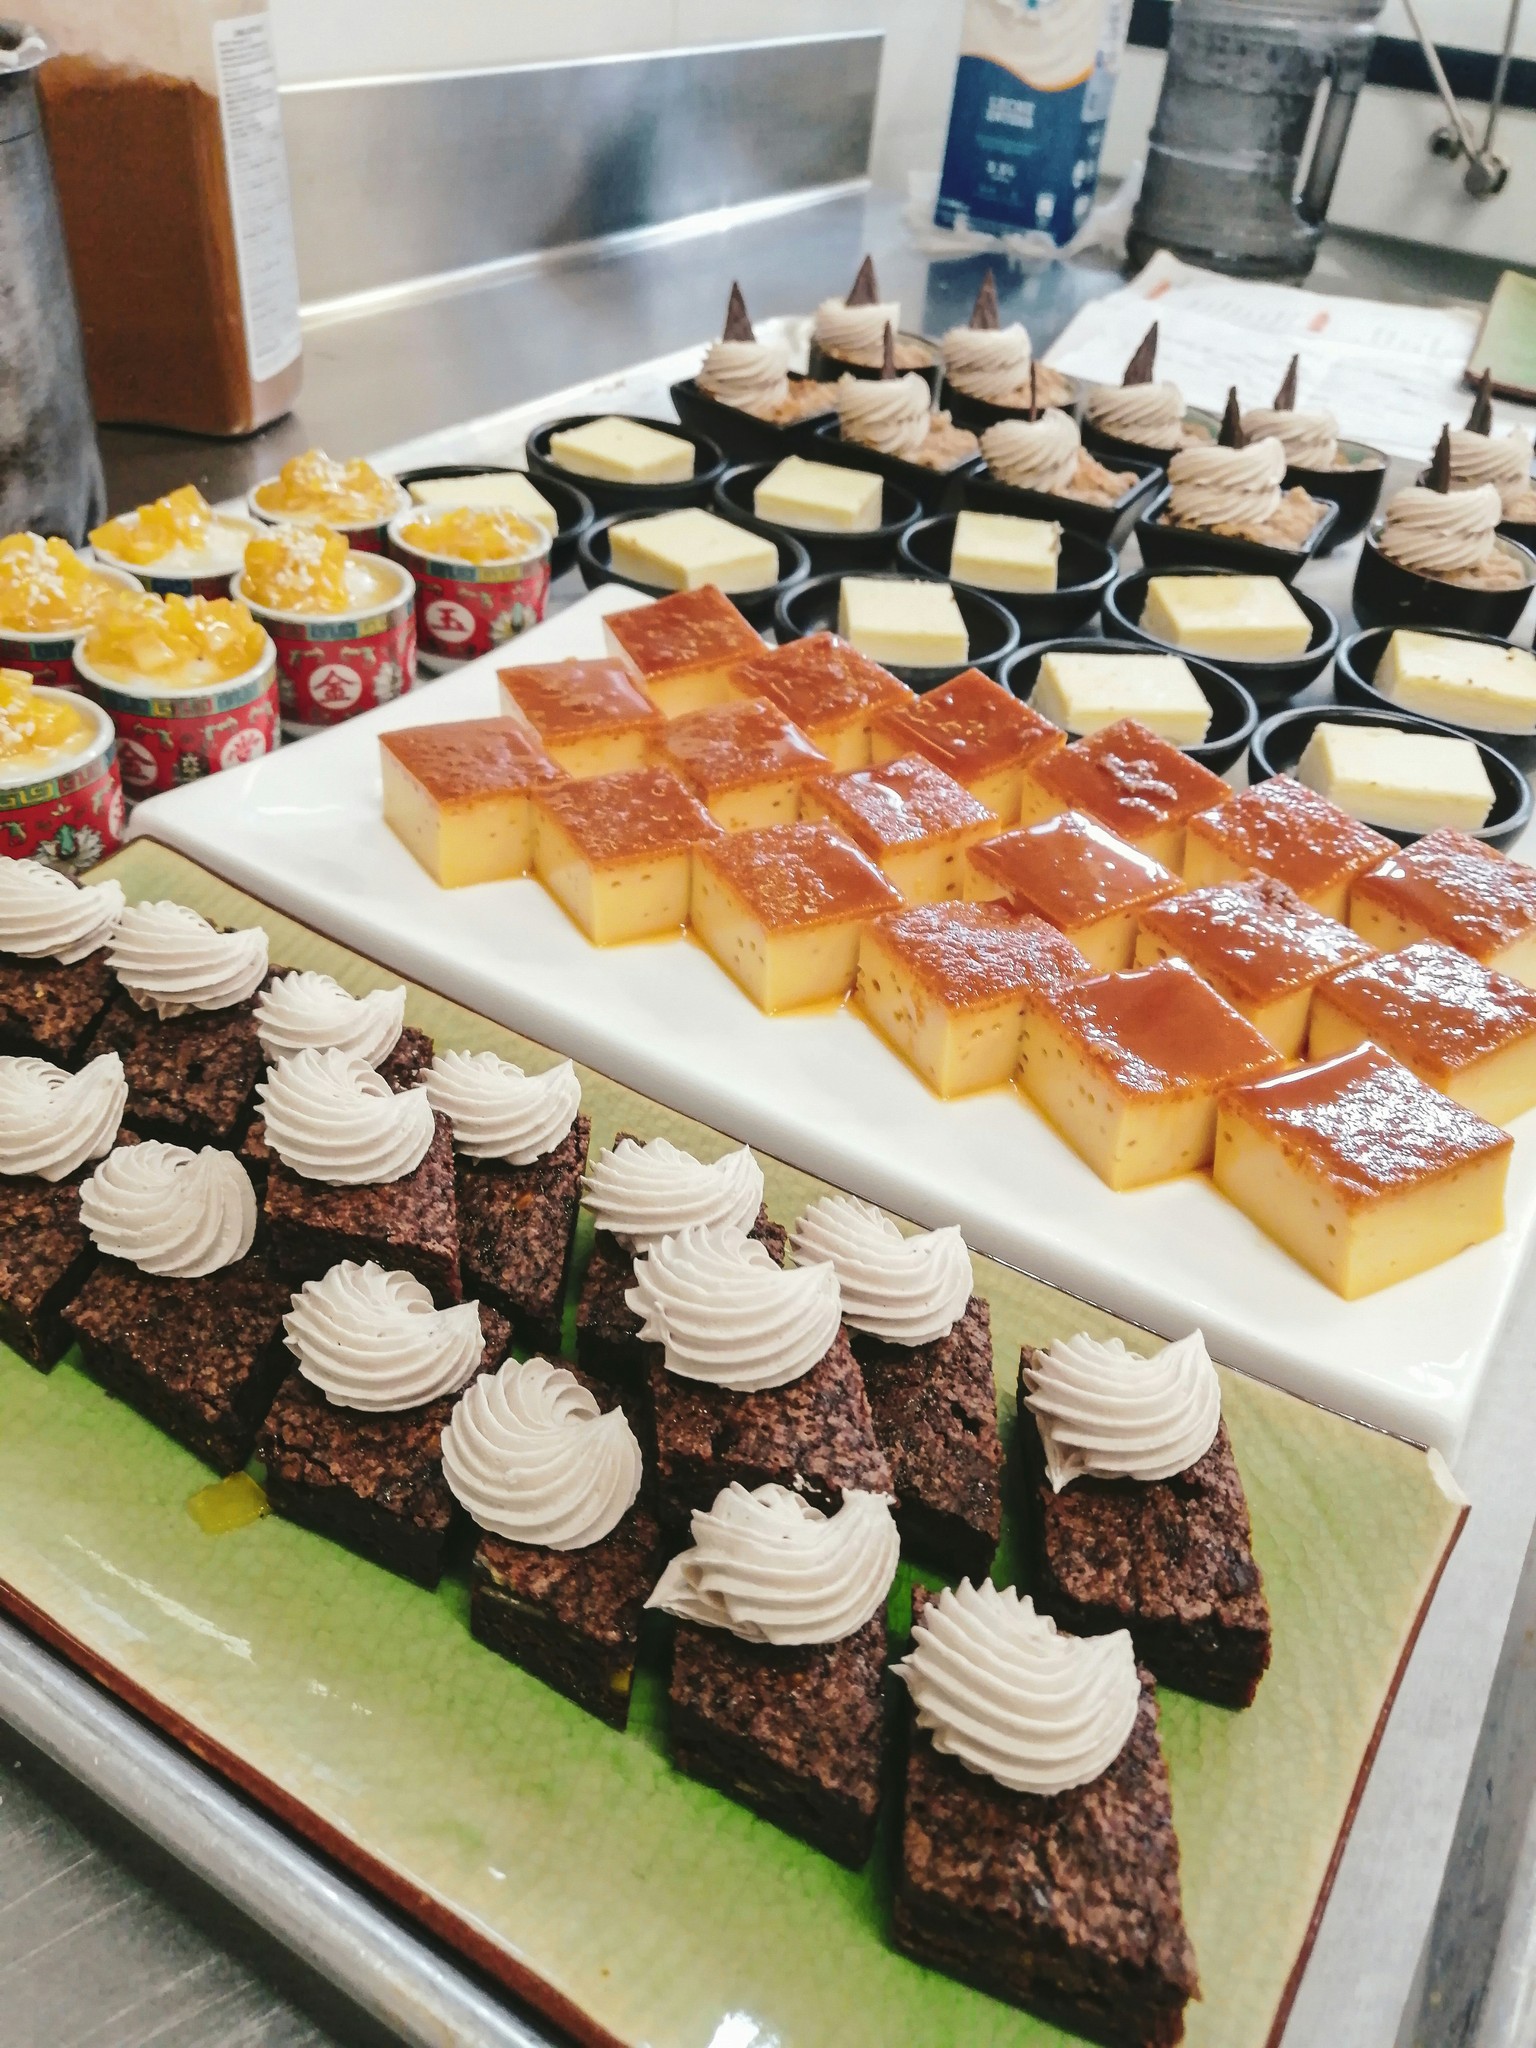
[670,373,839,465]
[940,366,1082,439]
[1136,491,1338,583]
[810,415,982,520]
[1352,523,1536,635]
[1285,439,1387,552]
[808,332,941,398]
[961,456,1164,551]
[1080,406,1219,473]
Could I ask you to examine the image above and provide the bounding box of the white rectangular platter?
[128,582,1536,1460]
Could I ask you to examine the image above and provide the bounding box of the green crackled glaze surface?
[0,844,1464,2048]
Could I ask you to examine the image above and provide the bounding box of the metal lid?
[0,22,47,73]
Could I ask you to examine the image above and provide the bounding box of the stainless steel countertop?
[10,184,1535,2048]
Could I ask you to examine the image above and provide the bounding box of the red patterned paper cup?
[233,557,417,734]
[0,693,125,873]
[247,476,410,557]
[90,517,262,600]
[386,507,552,672]
[74,638,280,801]
[0,563,143,692]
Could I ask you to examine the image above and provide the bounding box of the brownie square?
[577,1205,786,1382]
[377,1025,435,1093]
[648,1326,892,1537]
[668,1611,888,1867]
[64,1246,294,1471]
[851,1294,1002,1581]
[0,947,116,1064]
[0,1170,97,1369]
[896,1613,1198,2046]
[257,1303,512,1588]
[1018,1358,1271,1709]
[86,986,267,1145]
[458,1114,589,1353]
[265,1111,461,1305]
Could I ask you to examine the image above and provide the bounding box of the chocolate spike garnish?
[1026,361,1040,423]
[1122,323,1158,386]
[1466,366,1494,436]
[847,255,879,307]
[880,322,897,380]
[1428,425,1453,492]
[970,269,1000,331]
[1273,354,1299,413]
[722,281,755,344]
[1218,387,1245,449]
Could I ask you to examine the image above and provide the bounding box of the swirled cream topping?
[1168,436,1286,531]
[646,1482,900,1644]
[0,862,123,964]
[1380,481,1503,577]
[1241,405,1339,469]
[815,296,901,361]
[836,372,932,461]
[283,1260,484,1410]
[1084,379,1186,447]
[789,1194,971,1346]
[896,1580,1140,1796]
[625,1224,842,1390]
[79,1141,256,1277]
[1449,426,1535,513]
[583,1135,763,1253]
[942,323,1032,402]
[0,1051,125,1180]
[254,971,405,1067]
[424,1050,580,1165]
[441,1354,642,1548]
[1021,1329,1221,1488]
[697,338,791,414]
[981,410,1082,492]
[109,900,269,1017]
[257,1048,436,1185]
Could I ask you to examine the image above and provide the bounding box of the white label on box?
[213,13,302,384]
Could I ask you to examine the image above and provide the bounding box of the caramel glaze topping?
[1319,940,1536,1073]
[732,632,912,728]
[606,586,762,676]
[1140,876,1374,1003]
[971,810,1179,928]
[654,698,830,794]
[534,764,721,864]
[809,753,995,850]
[1221,1042,1511,1205]
[1188,774,1392,894]
[1036,717,1231,837]
[1352,829,1536,955]
[499,657,660,739]
[1030,958,1283,1097]
[700,821,901,929]
[869,901,1089,1007]
[873,667,1063,778]
[382,718,565,803]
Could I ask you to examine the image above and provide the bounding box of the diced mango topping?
[0,533,128,634]
[242,524,355,614]
[253,448,399,525]
[397,506,545,565]
[79,592,268,690]
[91,484,236,567]
[0,666,96,773]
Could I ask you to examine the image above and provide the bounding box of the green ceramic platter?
[0,844,1465,2048]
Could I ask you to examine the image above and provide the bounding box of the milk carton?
[934,0,1132,245]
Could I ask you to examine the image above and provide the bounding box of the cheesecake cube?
[1308,940,1536,1125]
[1030,649,1212,746]
[1349,830,1536,986]
[1184,774,1393,922]
[498,657,662,778]
[532,766,721,944]
[1214,1044,1511,1298]
[1018,717,1232,870]
[754,456,883,534]
[1141,574,1312,660]
[800,754,996,902]
[605,586,763,718]
[1018,959,1283,1190]
[608,507,779,595]
[380,718,565,888]
[691,822,901,1012]
[856,902,1089,1096]
[547,415,694,486]
[1135,876,1374,1057]
[1295,721,1494,835]
[408,472,558,532]
[1376,630,1536,736]
[871,668,1063,825]
[727,633,912,770]
[650,699,830,831]
[949,510,1060,594]
[837,577,969,671]
[967,811,1181,972]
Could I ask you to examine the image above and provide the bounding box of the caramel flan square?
[380,718,565,888]
[966,810,1181,972]
[498,657,662,778]
[1017,717,1232,871]
[857,901,1089,1097]
[604,586,763,718]
[1214,1044,1511,1297]
[1308,940,1536,1125]
[800,754,997,903]
[531,765,721,944]
[650,698,830,831]
[870,668,1063,826]
[1348,830,1536,987]
[727,633,912,770]
[1183,774,1393,922]
[1135,876,1375,1057]
[1018,959,1283,1190]
[691,822,901,1012]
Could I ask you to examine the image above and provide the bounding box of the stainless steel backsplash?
[282,33,884,313]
